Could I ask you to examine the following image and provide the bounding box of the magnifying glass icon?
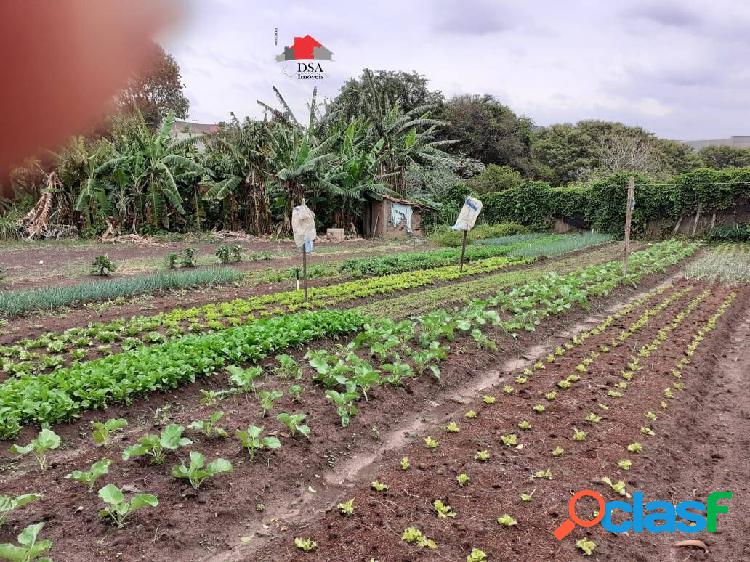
[553,490,606,540]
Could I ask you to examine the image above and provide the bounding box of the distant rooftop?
[681,136,750,151]
[172,120,219,139]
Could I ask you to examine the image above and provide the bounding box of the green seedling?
[171,451,233,490]
[0,494,42,527]
[122,424,192,464]
[65,458,111,492]
[276,412,310,438]
[227,365,263,393]
[497,514,517,526]
[337,498,355,516]
[434,499,456,518]
[98,484,158,528]
[91,418,128,447]
[258,390,283,417]
[10,428,61,470]
[188,411,228,438]
[401,527,437,550]
[235,425,281,461]
[0,522,52,561]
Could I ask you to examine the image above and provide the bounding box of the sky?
[160,0,750,140]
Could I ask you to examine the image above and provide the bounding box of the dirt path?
[598,286,750,562]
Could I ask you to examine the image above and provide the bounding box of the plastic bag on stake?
[452,196,483,231]
[292,202,317,252]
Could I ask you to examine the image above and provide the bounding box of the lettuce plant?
[276,413,310,438]
[188,411,228,438]
[10,428,60,470]
[171,451,233,490]
[401,527,436,550]
[227,365,263,393]
[0,522,52,561]
[0,494,41,527]
[325,390,359,427]
[274,354,302,379]
[258,390,283,417]
[337,499,355,516]
[122,424,192,464]
[98,484,158,528]
[91,418,128,447]
[235,425,281,461]
[65,458,111,492]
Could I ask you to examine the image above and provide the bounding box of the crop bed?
[0,239,747,562]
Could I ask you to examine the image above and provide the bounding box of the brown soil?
[0,266,698,562]
[245,281,750,562]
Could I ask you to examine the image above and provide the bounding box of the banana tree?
[95,112,204,231]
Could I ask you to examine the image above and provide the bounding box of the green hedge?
[475,167,750,236]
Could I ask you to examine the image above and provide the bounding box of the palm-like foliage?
[96,113,204,230]
[201,115,273,233]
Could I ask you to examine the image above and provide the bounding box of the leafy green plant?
[98,484,158,528]
[91,255,116,276]
[551,446,564,457]
[180,248,196,268]
[401,527,436,550]
[188,411,228,438]
[258,390,283,417]
[0,522,52,562]
[400,457,410,470]
[370,481,388,492]
[467,547,487,562]
[293,537,317,552]
[274,354,302,379]
[617,459,632,470]
[475,450,490,462]
[91,418,128,447]
[227,365,263,393]
[171,451,233,490]
[434,499,456,518]
[497,514,517,526]
[288,384,303,402]
[424,436,438,449]
[122,424,192,464]
[10,428,60,470]
[627,442,642,453]
[572,428,587,441]
[337,498,355,516]
[457,473,470,486]
[216,244,242,264]
[165,253,178,269]
[0,494,41,527]
[235,425,281,461]
[276,412,310,438]
[65,458,111,492]
[325,390,359,427]
[576,538,597,556]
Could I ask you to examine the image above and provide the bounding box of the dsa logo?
[275,35,333,80]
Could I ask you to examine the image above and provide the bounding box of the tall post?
[623,175,635,275]
[302,244,308,300]
[459,229,468,272]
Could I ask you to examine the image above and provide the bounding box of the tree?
[325,69,443,125]
[201,116,273,234]
[92,113,204,231]
[440,95,534,173]
[697,145,750,169]
[467,164,523,193]
[117,44,190,130]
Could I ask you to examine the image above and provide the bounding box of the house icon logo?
[275,35,332,80]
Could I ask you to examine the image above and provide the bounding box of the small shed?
[362,194,431,238]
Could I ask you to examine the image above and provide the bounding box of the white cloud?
[161,0,750,139]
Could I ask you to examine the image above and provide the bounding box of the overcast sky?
[161,0,750,140]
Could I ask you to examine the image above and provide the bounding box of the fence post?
[623,176,635,275]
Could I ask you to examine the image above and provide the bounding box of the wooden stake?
[459,229,468,272]
[623,176,635,276]
[302,244,308,300]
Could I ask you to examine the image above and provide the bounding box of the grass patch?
[0,268,244,317]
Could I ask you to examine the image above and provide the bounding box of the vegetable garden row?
[0,237,746,561]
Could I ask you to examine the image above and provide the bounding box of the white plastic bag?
[292,203,317,252]
[452,196,483,231]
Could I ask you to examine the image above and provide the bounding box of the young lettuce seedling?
[122,424,192,464]
[258,390,283,417]
[171,451,233,490]
[227,365,264,393]
[0,494,42,527]
[337,498,355,516]
[10,428,61,471]
[91,418,128,447]
[276,413,310,438]
[98,484,158,528]
[65,458,111,492]
[188,411,228,439]
[0,522,52,561]
[235,425,281,461]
